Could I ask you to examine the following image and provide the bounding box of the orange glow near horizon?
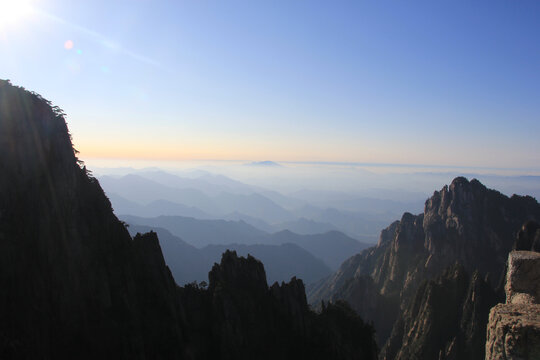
[77,145,356,162]
[75,137,376,163]
[75,137,540,170]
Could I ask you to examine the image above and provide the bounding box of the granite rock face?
[505,251,540,305]
[0,79,378,359]
[309,177,540,359]
[382,265,497,360]
[485,251,540,360]
[485,304,540,360]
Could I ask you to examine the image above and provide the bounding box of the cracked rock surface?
[485,251,540,360]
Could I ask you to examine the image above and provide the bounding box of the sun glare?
[0,0,34,29]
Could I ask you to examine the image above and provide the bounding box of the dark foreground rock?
[485,251,540,360]
[485,303,540,360]
[180,250,378,360]
[0,79,377,359]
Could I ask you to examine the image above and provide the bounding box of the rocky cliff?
[1,79,185,359]
[309,177,540,359]
[485,250,540,360]
[0,79,378,359]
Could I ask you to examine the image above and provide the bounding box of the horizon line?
[81,156,540,174]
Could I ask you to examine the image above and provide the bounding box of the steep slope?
[127,225,208,286]
[0,79,378,359]
[309,177,540,358]
[0,80,185,358]
[381,265,497,360]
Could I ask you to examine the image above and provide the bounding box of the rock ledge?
[485,251,540,360]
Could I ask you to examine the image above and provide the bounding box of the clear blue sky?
[2,0,540,168]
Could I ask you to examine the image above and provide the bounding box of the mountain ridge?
[309,176,540,359]
[128,224,332,285]
[0,79,378,359]
[121,214,370,270]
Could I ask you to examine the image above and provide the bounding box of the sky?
[1,0,540,170]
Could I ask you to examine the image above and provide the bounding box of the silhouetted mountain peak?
[0,80,79,183]
[0,79,187,358]
[132,231,168,269]
[209,250,268,294]
[399,211,417,223]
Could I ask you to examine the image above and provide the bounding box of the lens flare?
[64,39,73,50]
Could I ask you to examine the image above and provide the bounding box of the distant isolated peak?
[245,161,282,167]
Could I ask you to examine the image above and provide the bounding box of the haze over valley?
[2,1,540,359]
[89,161,540,291]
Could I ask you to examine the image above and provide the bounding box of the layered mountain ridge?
[309,176,540,359]
[0,79,377,359]
[121,214,370,270]
[127,224,333,285]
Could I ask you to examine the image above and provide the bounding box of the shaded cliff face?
[514,221,540,252]
[0,80,185,359]
[0,80,378,359]
[381,265,497,360]
[309,176,540,358]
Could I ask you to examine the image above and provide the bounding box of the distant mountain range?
[290,188,425,214]
[121,215,267,247]
[99,174,294,223]
[245,161,282,167]
[265,230,370,270]
[272,217,338,234]
[100,172,407,241]
[292,205,395,243]
[0,80,377,359]
[121,215,371,270]
[108,192,215,219]
[5,80,540,359]
[138,170,262,195]
[127,225,332,285]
